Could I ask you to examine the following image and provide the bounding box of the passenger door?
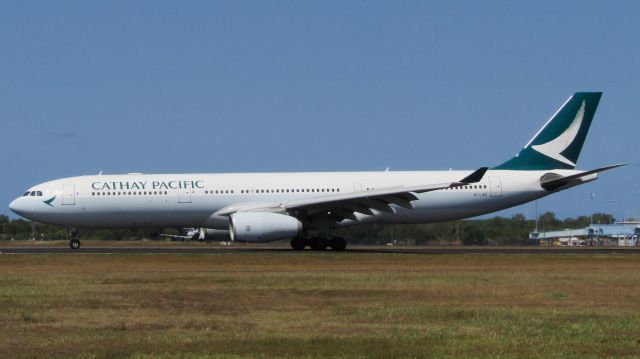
[178,188,192,203]
[62,184,76,205]
[489,177,502,197]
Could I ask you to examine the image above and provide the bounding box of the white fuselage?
[9,169,586,230]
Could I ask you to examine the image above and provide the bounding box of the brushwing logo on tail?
[530,100,585,167]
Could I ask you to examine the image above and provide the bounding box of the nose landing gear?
[68,227,80,250]
[69,239,80,250]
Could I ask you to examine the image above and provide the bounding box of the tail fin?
[493,92,602,170]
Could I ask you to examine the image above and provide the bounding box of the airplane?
[159,227,231,243]
[159,228,201,241]
[9,92,624,251]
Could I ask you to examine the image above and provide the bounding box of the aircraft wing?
[215,167,488,221]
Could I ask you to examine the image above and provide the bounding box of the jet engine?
[229,212,302,242]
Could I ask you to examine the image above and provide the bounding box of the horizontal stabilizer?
[540,163,626,191]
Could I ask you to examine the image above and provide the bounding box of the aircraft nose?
[9,198,26,217]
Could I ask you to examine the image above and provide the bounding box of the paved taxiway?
[1,245,639,255]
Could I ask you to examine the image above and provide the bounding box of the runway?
[1,244,639,255]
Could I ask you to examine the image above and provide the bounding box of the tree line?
[0,215,163,241]
[0,212,617,245]
[335,212,616,245]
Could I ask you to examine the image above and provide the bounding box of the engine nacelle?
[229,212,302,242]
[199,228,231,241]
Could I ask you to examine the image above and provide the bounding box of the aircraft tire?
[69,239,81,250]
[330,237,347,251]
[309,237,327,251]
[291,236,306,251]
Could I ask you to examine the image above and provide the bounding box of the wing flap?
[329,208,358,221]
[379,195,414,209]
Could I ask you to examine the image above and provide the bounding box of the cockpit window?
[24,190,43,196]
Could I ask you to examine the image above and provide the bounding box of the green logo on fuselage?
[43,196,56,207]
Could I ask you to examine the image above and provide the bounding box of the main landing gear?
[290,236,347,251]
[68,227,80,250]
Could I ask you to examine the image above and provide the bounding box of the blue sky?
[1,1,639,220]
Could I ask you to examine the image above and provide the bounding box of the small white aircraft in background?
[10,92,624,251]
[159,227,230,242]
[159,228,201,242]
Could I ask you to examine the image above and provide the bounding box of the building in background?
[530,222,640,246]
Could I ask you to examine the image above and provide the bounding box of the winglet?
[459,167,489,184]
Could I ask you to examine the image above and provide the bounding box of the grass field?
[1,250,640,358]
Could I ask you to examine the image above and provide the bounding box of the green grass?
[1,252,640,358]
